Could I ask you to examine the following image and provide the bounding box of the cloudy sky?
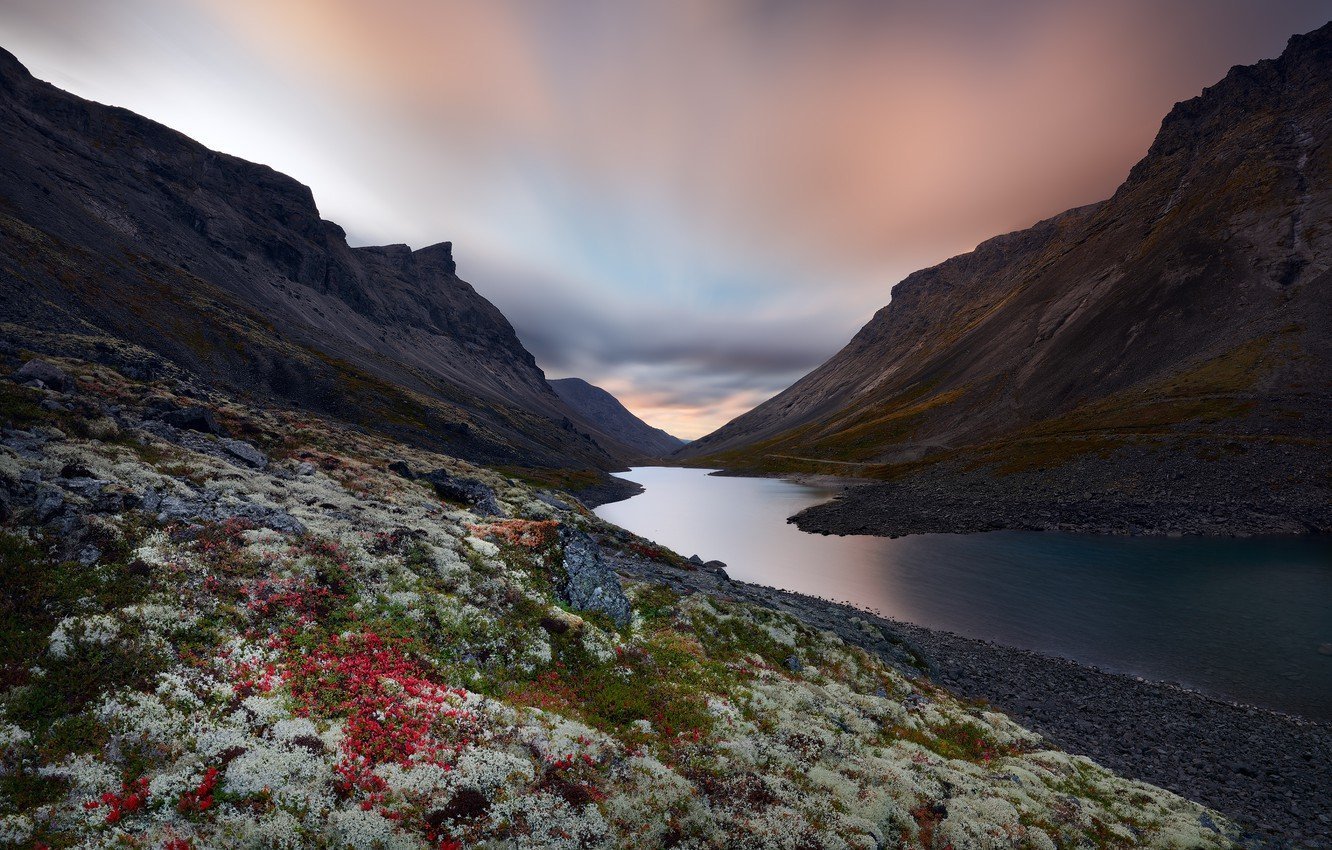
[1,1,1327,437]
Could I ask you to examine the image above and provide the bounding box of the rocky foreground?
[0,342,1255,849]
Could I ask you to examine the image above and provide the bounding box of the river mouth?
[595,466,1332,720]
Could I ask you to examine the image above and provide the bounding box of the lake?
[595,466,1332,720]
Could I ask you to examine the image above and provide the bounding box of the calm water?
[595,467,1332,720]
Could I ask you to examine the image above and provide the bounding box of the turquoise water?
[595,467,1332,720]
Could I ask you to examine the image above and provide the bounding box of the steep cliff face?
[682,23,1332,527]
[550,378,685,459]
[0,46,622,470]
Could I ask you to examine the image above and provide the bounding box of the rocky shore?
[602,541,1332,849]
[785,441,1332,538]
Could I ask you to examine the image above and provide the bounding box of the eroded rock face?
[558,528,631,626]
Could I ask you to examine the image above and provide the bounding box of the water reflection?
[595,467,1332,719]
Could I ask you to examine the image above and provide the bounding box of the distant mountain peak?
[549,377,685,459]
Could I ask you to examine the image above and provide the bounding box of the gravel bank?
[786,442,1332,538]
[603,541,1332,849]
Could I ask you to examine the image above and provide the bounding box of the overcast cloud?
[1,0,1327,436]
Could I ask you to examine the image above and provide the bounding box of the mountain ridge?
[0,44,635,484]
[680,22,1332,536]
[549,377,685,459]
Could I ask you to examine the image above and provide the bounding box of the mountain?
[681,23,1332,536]
[549,377,685,458]
[0,45,635,485]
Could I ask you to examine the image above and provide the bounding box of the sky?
[1,1,1328,438]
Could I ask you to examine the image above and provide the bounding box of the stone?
[784,655,803,672]
[32,486,65,523]
[421,468,504,516]
[558,527,632,626]
[13,359,73,391]
[159,406,226,436]
[535,490,572,511]
[221,438,268,469]
[701,560,730,580]
[388,460,414,479]
[263,511,307,535]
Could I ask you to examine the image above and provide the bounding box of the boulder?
[221,438,268,469]
[421,468,504,516]
[13,359,73,391]
[159,406,226,436]
[558,528,632,626]
[701,560,731,580]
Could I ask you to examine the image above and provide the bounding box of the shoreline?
[785,443,1331,539]
[601,538,1332,849]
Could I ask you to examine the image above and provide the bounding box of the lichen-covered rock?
[558,528,631,626]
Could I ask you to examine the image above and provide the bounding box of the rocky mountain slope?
[681,24,1332,536]
[0,345,1246,848]
[0,46,634,483]
[550,378,685,459]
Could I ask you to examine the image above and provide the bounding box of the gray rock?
[535,490,572,511]
[421,469,505,517]
[784,655,803,672]
[388,460,414,479]
[262,511,307,535]
[701,560,730,580]
[294,462,317,476]
[145,486,304,535]
[32,486,65,523]
[221,438,268,469]
[13,359,73,391]
[558,528,632,626]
